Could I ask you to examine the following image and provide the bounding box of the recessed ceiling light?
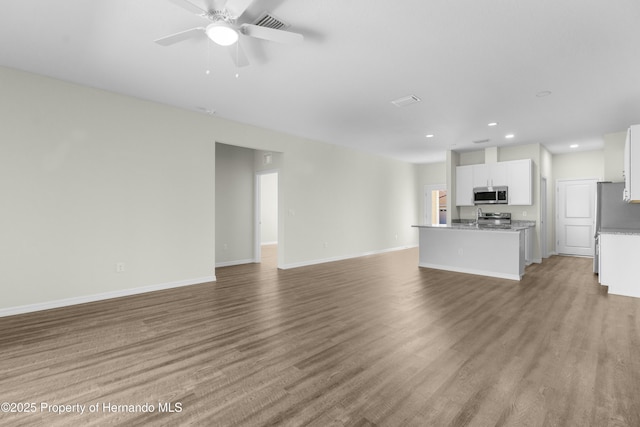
[570,144,579,148]
[425,134,434,138]
[488,122,498,127]
[536,90,552,97]
[505,134,515,139]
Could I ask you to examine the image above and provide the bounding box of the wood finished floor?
[1,246,639,426]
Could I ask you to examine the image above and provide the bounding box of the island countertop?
[412,222,534,232]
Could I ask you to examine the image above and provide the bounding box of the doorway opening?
[255,171,278,268]
[424,184,447,225]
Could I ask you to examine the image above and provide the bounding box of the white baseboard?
[419,262,521,281]
[215,258,255,268]
[261,241,278,246]
[0,275,216,318]
[279,245,418,270]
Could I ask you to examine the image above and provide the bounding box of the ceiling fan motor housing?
[206,10,239,46]
[209,9,237,24]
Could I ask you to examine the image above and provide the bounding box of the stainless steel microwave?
[473,186,508,204]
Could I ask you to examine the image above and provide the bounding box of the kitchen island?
[413,223,529,280]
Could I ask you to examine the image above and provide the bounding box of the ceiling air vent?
[473,139,491,144]
[391,95,421,107]
[253,12,289,30]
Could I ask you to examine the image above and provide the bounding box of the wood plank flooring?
[1,246,639,426]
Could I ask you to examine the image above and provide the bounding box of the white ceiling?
[1,0,640,163]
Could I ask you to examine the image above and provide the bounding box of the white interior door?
[556,179,597,256]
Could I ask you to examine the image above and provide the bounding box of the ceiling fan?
[155,0,303,67]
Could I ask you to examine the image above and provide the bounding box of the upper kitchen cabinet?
[456,165,474,206]
[624,125,640,203]
[473,162,508,188]
[507,159,532,205]
[455,159,532,206]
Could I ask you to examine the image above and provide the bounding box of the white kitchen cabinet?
[472,164,489,188]
[623,125,640,203]
[507,159,532,205]
[473,162,508,188]
[456,159,532,206]
[455,165,474,206]
[599,232,640,298]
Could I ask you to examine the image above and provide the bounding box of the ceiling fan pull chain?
[205,39,211,75]
[235,41,240,79]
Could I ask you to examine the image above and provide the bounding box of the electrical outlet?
[324,242,328,248]
[223,243,228,251]
[116,262,125,273]
[522,211,527,217]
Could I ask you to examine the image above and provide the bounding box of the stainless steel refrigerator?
[593,182,640,273]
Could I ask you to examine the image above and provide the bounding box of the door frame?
[254,169,279,264]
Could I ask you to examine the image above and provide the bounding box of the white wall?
[417,162,446,185]
[0,67,216,312]
[604,131,626,182]
[458,150,485,166]
[0,66,419,313]
[553,150,604,181]
[275,142,418,267]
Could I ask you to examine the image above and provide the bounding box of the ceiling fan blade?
[154,27,205,46]
[167,0,210,17]
[228,43,250,67]
[240,24,303,44]
[224,0,255,17]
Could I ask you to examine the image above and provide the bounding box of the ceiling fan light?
[206,22,238,46]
